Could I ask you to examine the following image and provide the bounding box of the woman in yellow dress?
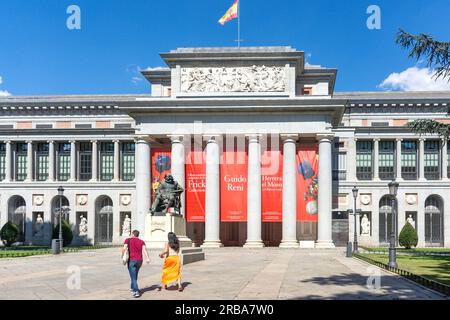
[159,232,183,292]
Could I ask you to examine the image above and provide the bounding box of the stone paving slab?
[0,247,446,300]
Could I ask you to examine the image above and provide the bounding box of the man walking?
[122,230,150,298]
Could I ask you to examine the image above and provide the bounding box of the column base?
[315,240,336,249]
[418,178,426,182]
[243,240,265,248]
[201,240,223,248]
[279,240,299,248]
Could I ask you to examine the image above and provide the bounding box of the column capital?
[373,138,381,142]
[69,140,77,144]
[47,140,55,144]
[245,134,262,142]
[203,135,221,143]
[168,135,186,143]
[418,137,426,142]
[281,134,298,142]
[3,140,11,144]
[112,139,120,143]
[25,140,33,144]
[134,135,152,143]
[396,138,403,142]
[316,133,335,142]
[90,139,98,144]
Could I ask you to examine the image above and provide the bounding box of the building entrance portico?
[123,46,345,249]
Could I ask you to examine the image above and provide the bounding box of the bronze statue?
[150,174,184,215]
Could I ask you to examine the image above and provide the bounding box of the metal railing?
[354,253,449,297]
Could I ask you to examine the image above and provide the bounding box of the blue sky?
[0,0,449,96]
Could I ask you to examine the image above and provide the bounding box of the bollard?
[52,239,61,255]
[346,241,353,258]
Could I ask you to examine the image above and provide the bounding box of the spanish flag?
[218,0,239,25]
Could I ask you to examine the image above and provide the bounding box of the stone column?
[244,134,264,248]
[69,140,77,182]
[441,139,448,179]
[347,137,357,182]
[25,141,33,182]
[135,136,151,233]
[280,134,299,248]
[419,138,425,181]
[48,141,55,182]
[169,135,186,216]
[396,138,403,181]
[113,140,120,181]
[417,193,425,247]
[202,136,223,248]
[373,138,380,181]
[316,134,335,248]
[4,140,11,182]
[91,140,98,181]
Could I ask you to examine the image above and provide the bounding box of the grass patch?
[361,246,450,254]
[359,253,450,286]
[0,245,117,258]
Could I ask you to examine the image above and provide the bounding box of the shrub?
[52,219,73,247]
[399,222,418,249]
[0,222,19,247]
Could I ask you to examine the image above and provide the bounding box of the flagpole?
[237,0,241,48]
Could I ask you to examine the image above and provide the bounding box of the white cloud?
[0,90,11,97]
[379,67,450,91]
[0,76,3,84]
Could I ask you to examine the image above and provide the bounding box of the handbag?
[122,238,131,265]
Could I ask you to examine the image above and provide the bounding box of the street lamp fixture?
[352,186,359,253]
[388,180,399,268]
[58,186,64,251]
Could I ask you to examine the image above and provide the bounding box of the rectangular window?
[121,142,135,181]
[356,141,373,180]
[78,142,92,181]
[35,143,49,181]
[15,143,27,181]
[0,143,5,180]
[332,152,346,181]
[424,140,440,180]
[100,142,114,181]
[57,143,71,181]
[447,142,450,178]
[379,141,395,180]
[401,141,417,180]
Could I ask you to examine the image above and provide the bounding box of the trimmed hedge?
[399,222,418,249]
[52,219,73,246]
[0,222,19,247]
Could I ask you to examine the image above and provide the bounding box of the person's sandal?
[178,286,184,292]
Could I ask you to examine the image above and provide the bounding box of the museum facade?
[0,46,449,248]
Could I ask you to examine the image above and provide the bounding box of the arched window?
[425,196,443,247]
[8,196,26,242]
[95,196,113,244]
[379,195,396,244]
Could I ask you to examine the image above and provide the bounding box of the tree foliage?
[396,29,450,81]
[0,222,19,247]
[399,222,418,249]
[52,219,73,247]
[406,119,450,140]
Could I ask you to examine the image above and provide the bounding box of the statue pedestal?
[144,213,193,249]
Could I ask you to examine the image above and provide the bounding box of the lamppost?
[352,186,359,253]
[58,186,64,251]
[388,180,399,268]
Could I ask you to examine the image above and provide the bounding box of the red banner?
[220,148,248,222]
[185,149,206,222]
[261,150,283,222]
[296,144,319,221]
[151,148,172,200]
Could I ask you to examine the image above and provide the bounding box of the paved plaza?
[0,248,445,300]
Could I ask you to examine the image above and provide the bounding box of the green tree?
[52,219,73,247]
[399,222,418,249]
[396,29,450,136]
[0,221,19,247]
